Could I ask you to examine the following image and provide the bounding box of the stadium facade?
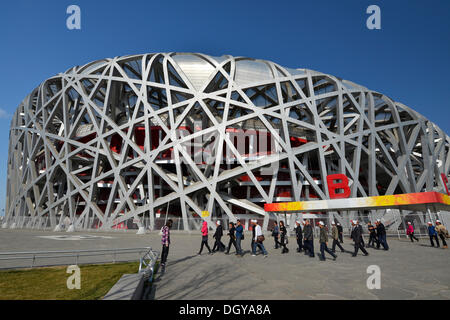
[4,52,450,232]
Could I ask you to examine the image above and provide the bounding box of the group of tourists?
[402,219,449,249]
[159,217,448,270]
[205,219,268,257]
[198,218,391,261]
[427,220,448,248]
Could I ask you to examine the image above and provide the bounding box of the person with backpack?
[303,220,315,257]
[271,221,280,249]
[251,220,268,257]
[235,219,244,256]
[331,221,345,253]
[406,222,419,242]
[160,219,173,270]
[225,222,238,254]
[318,221,337,261]
[427,221,440,248]
[279,220,289,254]
[212,221,225,252]
[198,220,212,255]
[294,220,303,253]
[435,220,448,249]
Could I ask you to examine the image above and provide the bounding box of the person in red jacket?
[406,222,419,242]
[198,220,212,255]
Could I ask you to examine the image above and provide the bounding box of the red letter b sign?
[327,174,351,199]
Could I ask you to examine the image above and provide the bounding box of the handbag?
[257,235,265,243]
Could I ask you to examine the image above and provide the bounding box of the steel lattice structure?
[5,52,450,231]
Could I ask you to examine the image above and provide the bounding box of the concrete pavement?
[0,229,449,299]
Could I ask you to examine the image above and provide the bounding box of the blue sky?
[0,0,449,215]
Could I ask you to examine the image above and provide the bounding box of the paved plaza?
[0,229,449,299]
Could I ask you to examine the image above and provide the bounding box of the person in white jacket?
[251,220,268,257]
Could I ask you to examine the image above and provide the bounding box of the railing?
[0,247,150,269]
[138,248,159,282]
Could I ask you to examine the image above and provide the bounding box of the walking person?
[250,219,256,253]
[160,219,173,270]
[331,221,345,253]
[235,219,244,256]
[251,220,268,257]
[212,221,225,252]
[337,222,344,243]
[357,220,366,247]
[198,221,212,255]
[427,222,440,248]
[271,221,280,249]
[225,222,238,254]
[367,222,379,248]
[279,221,289,253]
[294,220,303,252]
[406,222,419,242]
[376,219,389,250]
[351,220,369,257]
[318,221,337,261]
[303,219,315,257]
[435,220,449,249]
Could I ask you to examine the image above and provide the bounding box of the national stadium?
[3,52,450,232]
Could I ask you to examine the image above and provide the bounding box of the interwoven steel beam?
[5,52,450,231]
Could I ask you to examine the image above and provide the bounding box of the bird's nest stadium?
[3,52,450,232]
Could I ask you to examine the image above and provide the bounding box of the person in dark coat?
[279,221,289,253]
[427,221,440,247]
[337,222,344,243]
[160,219,173,270]
[318,221,337,261]
[235,220,244,256]
[251,219,256,252]
[358,221,366,247]
[303,220,315,257]
[212,221,225,252]
[376,219,389,250]
[271,221,280,249]
[367,221,379,248]
[351,220,369,257]
[294,220,303,252]
[225,222,238,254]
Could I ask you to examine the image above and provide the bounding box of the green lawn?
[0,262,140,300]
